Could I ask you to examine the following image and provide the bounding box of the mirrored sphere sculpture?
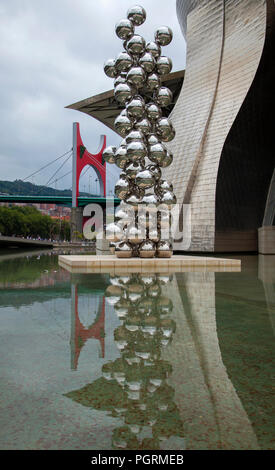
[127,5,146,26]
[154,26,173,46]
[115,241,133,258]
[127,66,146,89]
[146,41,161,59]
[104,5,176,258]
[156,86,173,107]
[114,113,133,136]
[139,52,155,73]
[103,145,117,164]
[104,58,118,78]
[114,83,133,105]
[156,56,173,75]
[115,19,135,40]
[116,51,133,72]
[126,34,146,56]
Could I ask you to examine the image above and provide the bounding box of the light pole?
[95,178,98,195]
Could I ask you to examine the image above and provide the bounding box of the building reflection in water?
[258,255,275,337]
[66,269,263,450]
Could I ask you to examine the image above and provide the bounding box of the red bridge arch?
[71,284,105,370]
[72,122,106,206]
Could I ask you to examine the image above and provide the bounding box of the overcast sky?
[0,0,186,195]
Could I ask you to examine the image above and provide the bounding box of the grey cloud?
[0,0,185,194]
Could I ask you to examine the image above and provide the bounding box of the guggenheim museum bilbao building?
[67,0,274,253]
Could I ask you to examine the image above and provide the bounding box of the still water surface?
[0,249,274,450]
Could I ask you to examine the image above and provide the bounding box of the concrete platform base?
[258,226,275,254]
[58,254,241,274]
[95,234,110,255]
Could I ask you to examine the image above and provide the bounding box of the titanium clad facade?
[165,0,274,252]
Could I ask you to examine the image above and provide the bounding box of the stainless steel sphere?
[146,41,161,59]
[146,102,162,121]
[154,26,173,46]
[127,66,146,89]
[104,58,117,78]
[114,175,131,200]
[125,191,142,209]
[106,223,124,242]
[156,86,173,107]
[147,133,159,145]
[109,242,116,255]
[124,161,144,179]
[115,207,131,225]
[126,140,147,161]
[141,192,158,206]
[115,51,133,73]
[148,142,167,165]
[156,240,173,258]
[114,83,133,105]
[139,52,155,73]
[125,129,145,144]
[137,211,149,228]
[157,274,173,285]
[135,117,151,136]
[102,145,117,164]
[161,149,173,167]
[114,113,133,136]
[126,225,144,244]
[115,241,133,258]
[138,240,156,258]
[146,164,161,181]
[139,274,156,288]
[126,34,146,56]
[158,190,177,207]
[156,56,172,75]
[126,96,145,120]
[127,5,146,26]
[148,228,159,243]
[157,179,173,193]
[105,284,124,304]
[116,218,127,230]
[157,210,171,230]
[115,19,135,40]
[115,146,129,169]
[135,169,155,189]
[156,295,173,315]
[146,72,161,92]
[114,73,127,88]
[156,117,175,142]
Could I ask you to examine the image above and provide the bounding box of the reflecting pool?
[0,250,274,450]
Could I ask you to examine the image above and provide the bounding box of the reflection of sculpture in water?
[66,273,185,450]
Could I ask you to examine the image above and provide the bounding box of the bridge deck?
[0,195,120,207]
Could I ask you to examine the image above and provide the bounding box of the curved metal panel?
[166,0,267,251]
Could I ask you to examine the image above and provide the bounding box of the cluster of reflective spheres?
[102,273,184,448]
[103,5,176,258]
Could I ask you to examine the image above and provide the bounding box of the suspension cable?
[53,169,72,184]
[22,148,73,182]
[45,152,72,187]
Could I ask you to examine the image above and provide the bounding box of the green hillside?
[0,180,93,197]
